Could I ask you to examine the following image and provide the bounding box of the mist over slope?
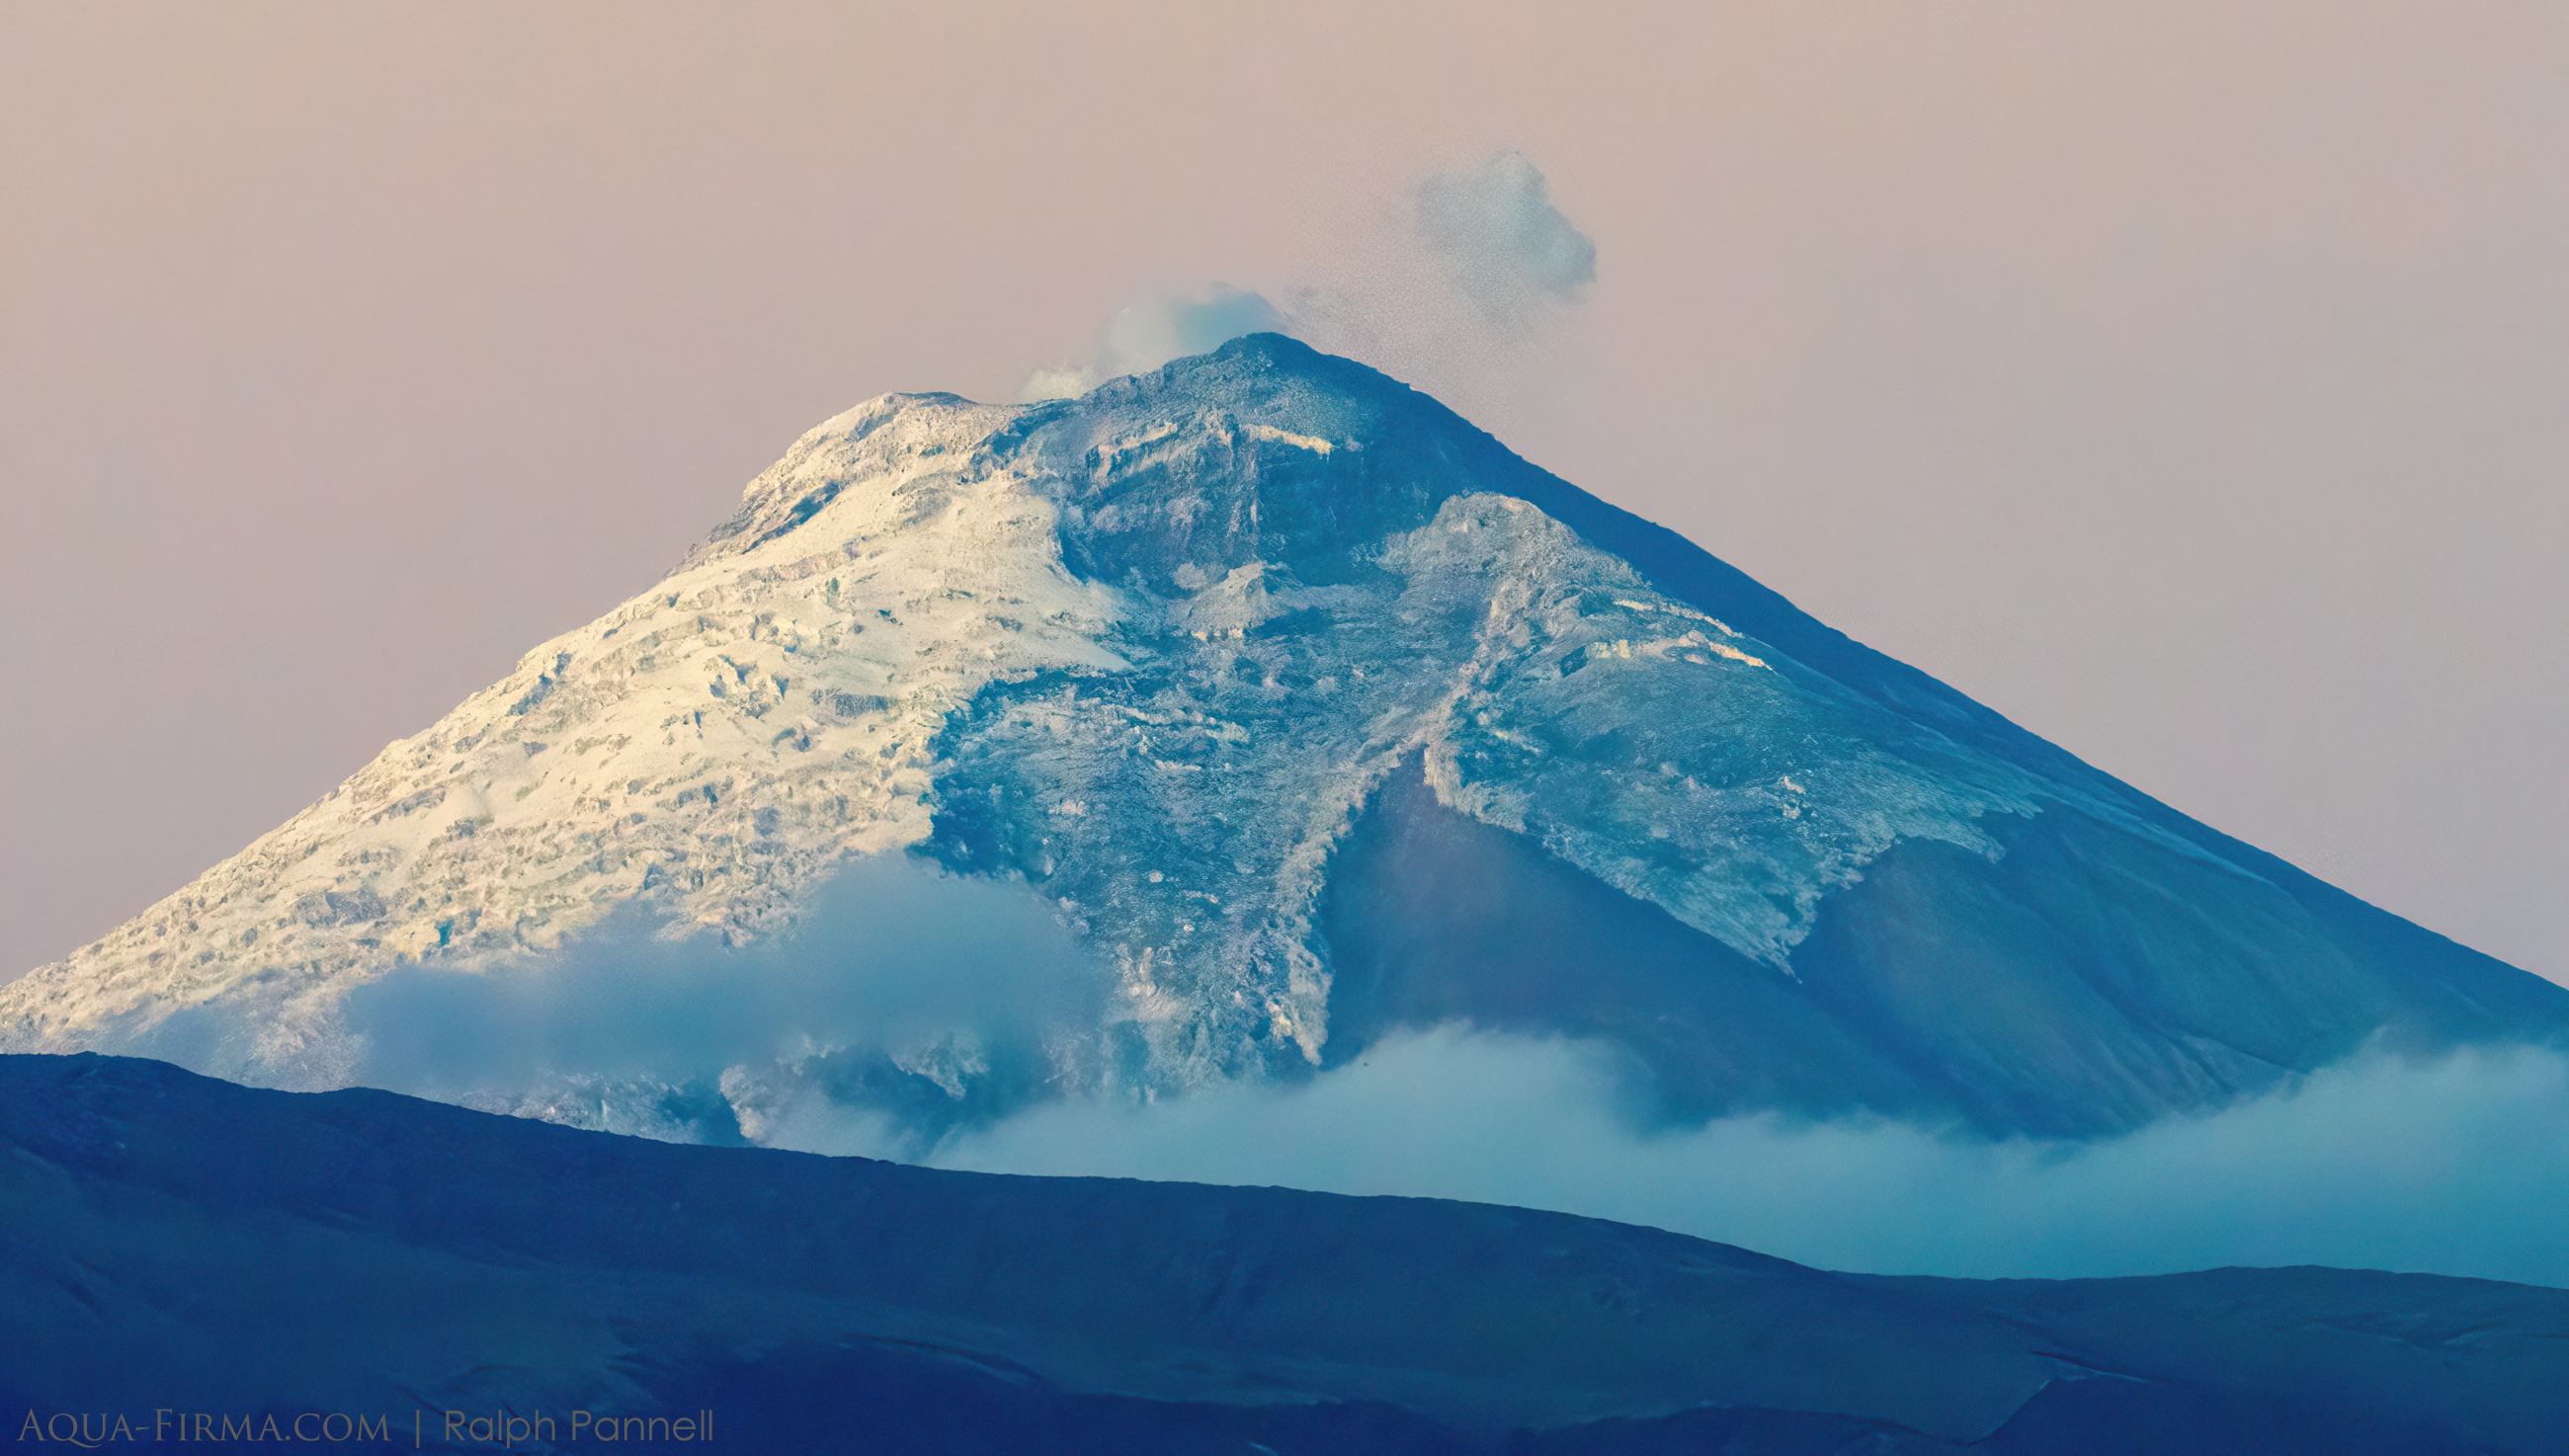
[4,334,2560,1181]
[932,1026,2569,1288]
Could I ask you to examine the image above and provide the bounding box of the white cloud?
[1413,151,1598,321]
[1016,153,1601,408]
[1018,283,1288,400]
[904,1025,2569,1287]
[1014,364,1097,403]
[323,853,1104,1143]
[281,849,2569,1289]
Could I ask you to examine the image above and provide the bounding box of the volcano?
[6,334,2560,1146]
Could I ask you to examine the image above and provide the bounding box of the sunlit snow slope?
[5,335,2560,1139]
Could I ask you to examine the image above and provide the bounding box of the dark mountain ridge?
[7,1053,2565,1454]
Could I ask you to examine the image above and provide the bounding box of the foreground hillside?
[6,1053,2563,1453]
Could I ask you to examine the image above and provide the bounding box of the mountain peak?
[6,342,2558,1148]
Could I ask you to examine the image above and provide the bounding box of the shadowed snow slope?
[7,1054,2567,1454]
[4,335,2561,1144]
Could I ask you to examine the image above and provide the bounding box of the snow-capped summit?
[6,335,2561,1142]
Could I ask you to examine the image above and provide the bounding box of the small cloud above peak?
[1019,283,1290,401]
[1014,364,1094,403]
[1102,283,1287,377]
[1414,151,1597,321]
[1015,153,1598,418]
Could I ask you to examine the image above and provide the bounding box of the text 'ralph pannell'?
[16,1408,717,1446]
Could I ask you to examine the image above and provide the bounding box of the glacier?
[6,334,2561,1146]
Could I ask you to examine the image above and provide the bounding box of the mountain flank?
[4,334,2559,1144]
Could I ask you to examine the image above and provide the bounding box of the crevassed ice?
[925,489,2046,1090]
[0,385,2049,1124]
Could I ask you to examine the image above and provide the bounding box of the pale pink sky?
[4,2,2564,983]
